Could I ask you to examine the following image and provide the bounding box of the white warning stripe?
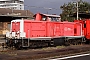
[49,53,90,60]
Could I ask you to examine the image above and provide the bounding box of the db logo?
[64,27,71,31]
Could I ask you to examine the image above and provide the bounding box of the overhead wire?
[24,5,60,10]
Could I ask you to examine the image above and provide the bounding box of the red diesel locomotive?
[5,13,86,49]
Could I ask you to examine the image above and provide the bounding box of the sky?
[24,0,90,15]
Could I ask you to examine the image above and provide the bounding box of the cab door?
[12,22,20,32]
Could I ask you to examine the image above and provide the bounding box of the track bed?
[0,45,90,60]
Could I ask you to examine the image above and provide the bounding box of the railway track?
[0,44,90,60]
[46,52,90,60]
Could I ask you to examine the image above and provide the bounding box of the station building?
[0,0,24,10]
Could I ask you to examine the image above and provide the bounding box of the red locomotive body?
[10,20,83,37]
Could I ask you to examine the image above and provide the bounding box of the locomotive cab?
[34,13,61,22]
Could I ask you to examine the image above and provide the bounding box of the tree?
[60,0,90,21]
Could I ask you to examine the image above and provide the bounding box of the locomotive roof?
[34,13,60,18]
